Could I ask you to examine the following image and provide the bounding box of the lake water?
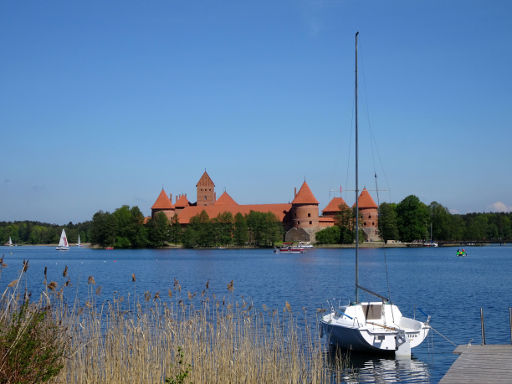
[1,245,512,383]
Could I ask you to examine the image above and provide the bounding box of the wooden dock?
[440,344,512,383]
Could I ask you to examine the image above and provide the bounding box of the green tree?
[335,205,355,244]
[449,214,466,241]
[378,203,399,242]
[183,211,213,248]
[169,214,182,244]
[213,212,234,246]
[429,201,452,241]
[233,213,248,246]
[464,214,488,241]
[316,226,341,244]
[246,211,282,247]
[148,212,169,247]
[396,195,429,242]
[89,211,116,247]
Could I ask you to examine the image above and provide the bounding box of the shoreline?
[3,242,507,250]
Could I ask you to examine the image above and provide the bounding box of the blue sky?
[1,0,511,224]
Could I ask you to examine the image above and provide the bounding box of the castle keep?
[151,171,379,242]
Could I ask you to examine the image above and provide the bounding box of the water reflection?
[325,346,431,384]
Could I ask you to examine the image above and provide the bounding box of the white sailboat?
[56,229,70,251]
[77,234,82,247]
[320,32,430,357]
[5,236,14,247]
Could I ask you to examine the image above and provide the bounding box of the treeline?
[88,205,283,248]
[379,196,512,243]
[0,221,90,245]
[316,194,512,244]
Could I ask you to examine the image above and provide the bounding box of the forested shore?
[1,195,511,248]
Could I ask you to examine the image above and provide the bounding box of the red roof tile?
[175,194,190,208]
[196,171,215,187]
[215,191,238,206]
[292,181,319,205]
[353,188,378,209]
[322,197,348,214]
[151,188,174,210]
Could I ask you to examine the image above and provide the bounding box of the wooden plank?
[440,344,512,384]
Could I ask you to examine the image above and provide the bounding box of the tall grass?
[1,260,349,383]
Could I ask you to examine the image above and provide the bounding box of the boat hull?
[56,246,69,251]
[320,303,430,355]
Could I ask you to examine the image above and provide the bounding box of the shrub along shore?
[0,260,349,384]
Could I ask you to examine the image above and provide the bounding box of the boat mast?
[355,31,359,304]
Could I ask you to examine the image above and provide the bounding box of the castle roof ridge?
[196,171,215,187]
[323,196,348,213]
[151,188,174,210]
[353,188,378,209]
[292,181,319,205]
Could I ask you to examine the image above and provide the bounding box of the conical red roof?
[323,197,348,213]
[196,171,215,187]
[292,181,319,205]
[151,188,173,210]
[353,188,378,209]
[215,191,238,206]
[175,194,190,208]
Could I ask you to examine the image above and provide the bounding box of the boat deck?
[440,344,512,383]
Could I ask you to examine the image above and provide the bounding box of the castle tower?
[353,188,380,241]
[291,181,319,229]
[196,171,216,206]
[151,188,174,218]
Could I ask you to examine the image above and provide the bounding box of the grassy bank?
[1,261,348,383]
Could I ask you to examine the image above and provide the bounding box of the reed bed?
[1,260,349,384]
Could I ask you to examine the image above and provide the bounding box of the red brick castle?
[151,171,380,242]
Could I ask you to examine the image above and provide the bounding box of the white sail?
[56,229,69,250]
[7,236,13,246]
[77,234,81,247]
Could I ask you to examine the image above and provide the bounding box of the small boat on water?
[456,249,467,257]
[424,224,438,247]
[298,241,314,248]
[56,229,70,251]
[274,243,304,254]
[4,236,14,247]
[77,234,82,247]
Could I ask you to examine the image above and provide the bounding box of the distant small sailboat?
[77,234,82,247]
[5,236,14,247]
[56,229,70,251]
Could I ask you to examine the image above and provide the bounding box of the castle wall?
[360,207,378,229]
[292,204,319,228]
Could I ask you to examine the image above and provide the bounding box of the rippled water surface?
[2,245,512,383]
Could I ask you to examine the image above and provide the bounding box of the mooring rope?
[429,325,458,347]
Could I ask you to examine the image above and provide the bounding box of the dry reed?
[1,262,348,384]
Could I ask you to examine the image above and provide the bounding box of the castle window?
[297,221,300,225]
[372,222,375,226]
[204,196,207,200]
[369,215,371,219]
[309,221,312,225]
[308,213,311,217]
[209,188,211,191]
